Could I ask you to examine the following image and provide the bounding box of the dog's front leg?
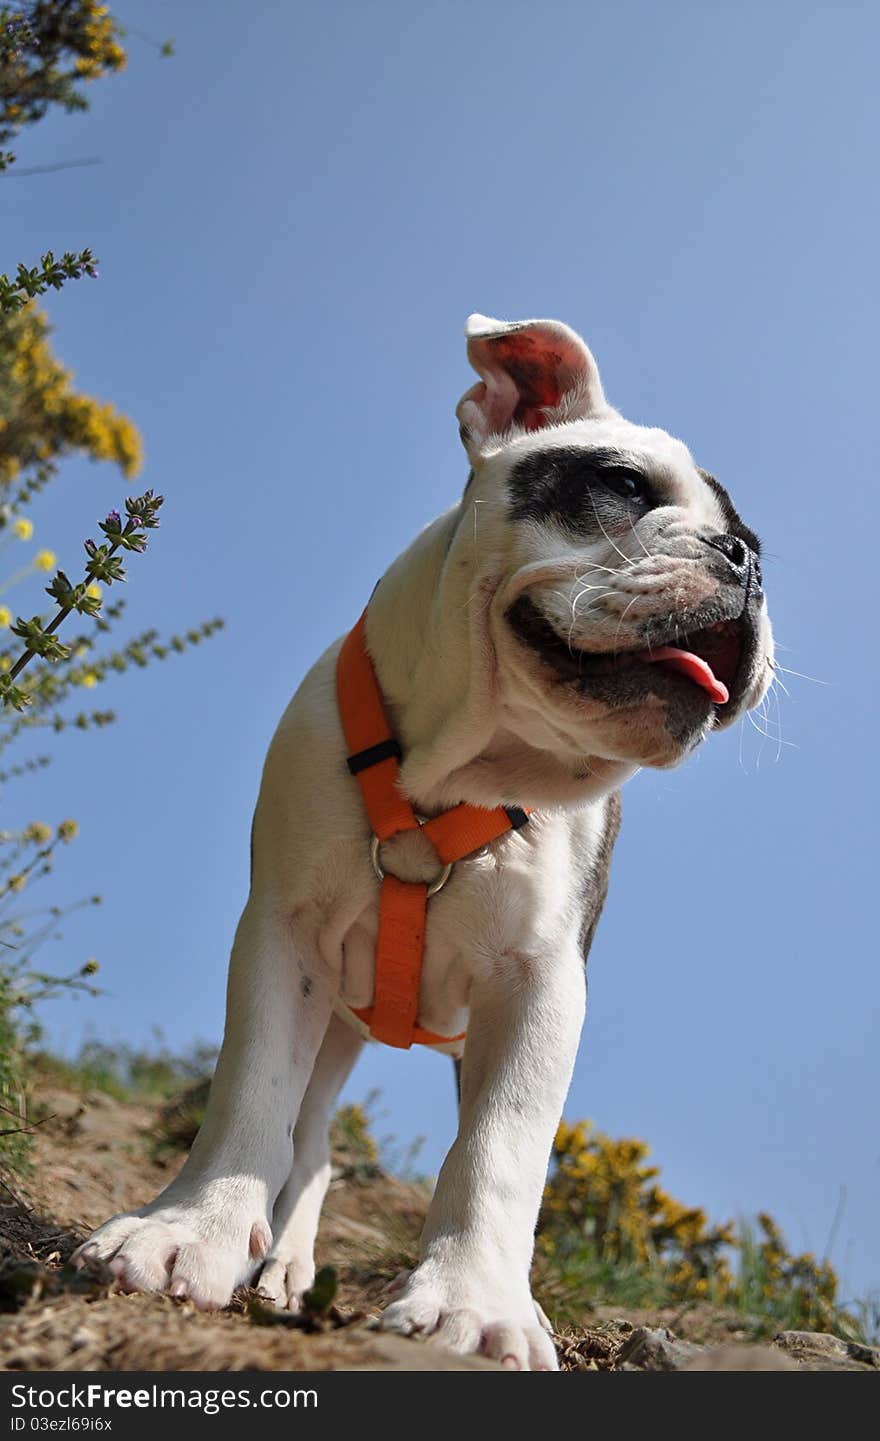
[382,947,585,1370]
[72,897,336,1309]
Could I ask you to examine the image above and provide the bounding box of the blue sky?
[4,2,878,1300]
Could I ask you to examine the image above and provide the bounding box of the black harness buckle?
[346,738,403,776]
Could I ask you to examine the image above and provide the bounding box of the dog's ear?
[456,313,608,460]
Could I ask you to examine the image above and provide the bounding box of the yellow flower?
[0,606,11,628]
[24,821,52,844]
[81,672,98,688]
[0,306,143,482]
[12,517,33,540]
[35,549,56,572]
[86,583,102,601]
[57,819,79,843]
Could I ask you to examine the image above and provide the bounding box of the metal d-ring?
[370,815,454,898]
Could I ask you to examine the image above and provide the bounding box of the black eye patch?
[508,446,656,534]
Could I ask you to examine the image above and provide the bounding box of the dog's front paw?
[71,1205,271,1311]
[380,1268,558,1371]
[254,1254,313,1312]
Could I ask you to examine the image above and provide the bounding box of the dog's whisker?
[738,716,748,774]
[748,709,770,769]
[771,672,784,764]
[746,711,796,747]
[574,562,632,581]
[768,665,793,701]
[457,585,493,616]
[587,490,637,569]
[627,517,653,562]
[765,677,790,760]
[570,590,616,632]
[567,584,607,649]
[756,695,783,736]
[612,594,641,651]
[772,662,829,686]
[574,598,616,628]
[471,499,484,552]
[454,502,488,613]
[568,587,616,649]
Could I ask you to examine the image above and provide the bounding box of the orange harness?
[336,612,529,1049]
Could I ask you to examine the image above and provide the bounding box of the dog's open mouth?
[506,595,744,707]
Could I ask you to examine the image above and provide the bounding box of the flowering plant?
[0,5,213,1170]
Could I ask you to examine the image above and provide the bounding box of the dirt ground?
[0,1083,875,1373]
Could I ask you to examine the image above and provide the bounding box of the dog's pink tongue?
[640,647,729,704]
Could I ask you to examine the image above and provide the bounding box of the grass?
[31,1037,217,1103]
[532,1226,877,1345]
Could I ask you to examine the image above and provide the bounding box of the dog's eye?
[600,468,651,503]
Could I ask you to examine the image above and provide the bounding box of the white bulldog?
[74,315,773,1371]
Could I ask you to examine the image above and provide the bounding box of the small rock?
[615,1325,705,1371]
[773,1330,880,1372]
[70,1326,99,1352]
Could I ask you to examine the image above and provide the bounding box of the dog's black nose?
[704,532,750,574]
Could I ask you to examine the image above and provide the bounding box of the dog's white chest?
[334,808,603,1050]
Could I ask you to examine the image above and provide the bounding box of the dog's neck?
[364,503,635,813]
